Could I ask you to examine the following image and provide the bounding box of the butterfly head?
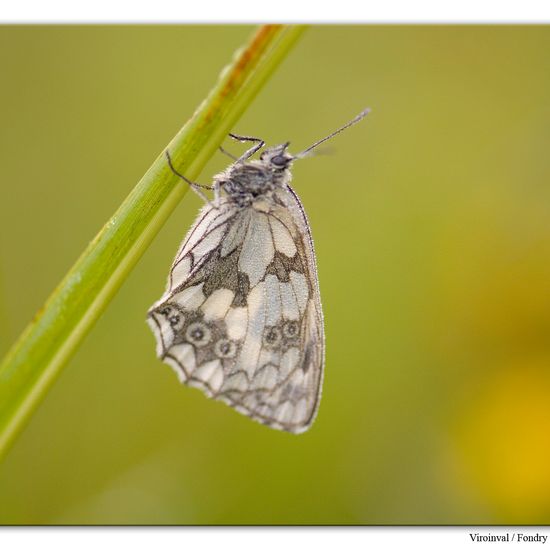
[259,142,294,172]
[219,142,295,205]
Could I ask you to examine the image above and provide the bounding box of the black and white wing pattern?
[147,186,324,433]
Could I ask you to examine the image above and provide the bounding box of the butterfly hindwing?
[147,186,324,433]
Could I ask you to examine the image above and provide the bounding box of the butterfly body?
[148,144,324,433]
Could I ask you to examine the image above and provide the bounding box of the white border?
[1,526,550,550]
[0,0,549,23]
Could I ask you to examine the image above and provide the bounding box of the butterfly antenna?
[294,107,371,159]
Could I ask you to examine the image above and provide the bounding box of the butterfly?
[147,108,370,433]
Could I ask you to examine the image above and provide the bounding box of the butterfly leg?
[229,133,265,162]
[218,146,238,161]
[165,150,214,204]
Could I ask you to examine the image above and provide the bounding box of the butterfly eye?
[270,155,288,168]
[168,313,185,330]
[263,326,282,347]
[185,322,212,347]
[283,321,300,339]
[215,339,237,359]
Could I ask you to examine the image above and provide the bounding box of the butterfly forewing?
[147,182,324,433]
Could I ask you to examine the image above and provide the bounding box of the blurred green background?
[0,25,549,524]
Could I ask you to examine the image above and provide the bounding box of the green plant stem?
[0,25,307,461]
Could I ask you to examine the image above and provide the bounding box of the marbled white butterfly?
[147,108,370,433]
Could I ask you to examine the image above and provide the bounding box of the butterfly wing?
[147,186,324,433]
